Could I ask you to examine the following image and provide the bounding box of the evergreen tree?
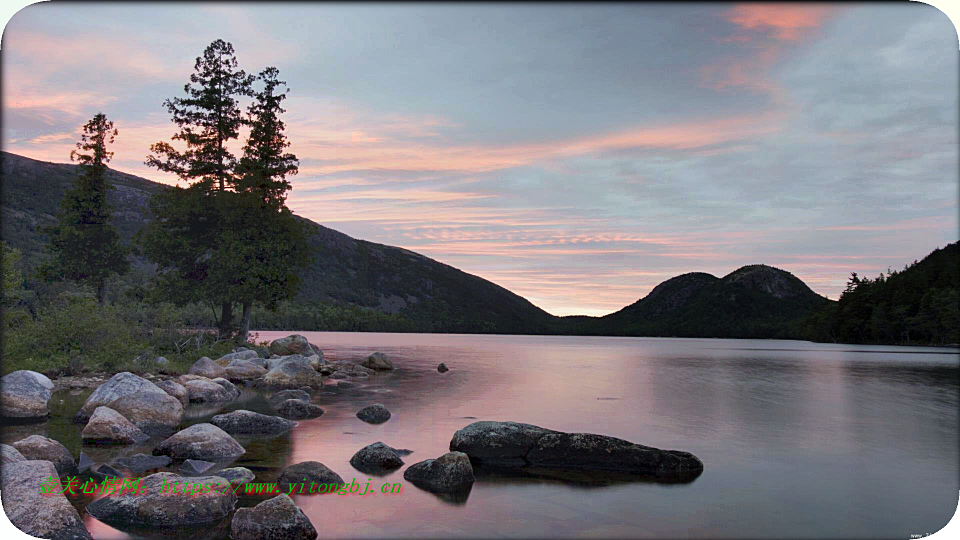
[41,113,128,304]
[142,39,254,335]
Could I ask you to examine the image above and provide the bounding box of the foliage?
[2,241,24,302]
[39,113,129,303]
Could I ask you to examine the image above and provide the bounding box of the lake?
[6,332,958,539]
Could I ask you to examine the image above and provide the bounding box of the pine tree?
[41,113,129,304]
[142,39,254,335]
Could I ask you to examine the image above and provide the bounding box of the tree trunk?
[237,302,252,345]
[219,301,234,338]
[96,279,106,306]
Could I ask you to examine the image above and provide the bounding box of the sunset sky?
[2,3,957,316]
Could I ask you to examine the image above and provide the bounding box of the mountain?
[572,265,832,339]
[1,151,564,334]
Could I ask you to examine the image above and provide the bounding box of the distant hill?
[0,151,563,334]
[573,265,832,339]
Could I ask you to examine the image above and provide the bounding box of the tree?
[142,39,254,335]
[229,67,313,343]
[41,113,129,304]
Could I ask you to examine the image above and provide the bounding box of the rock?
[231,494,317,540]
[269,334,316,357]
[318,366,334,376]
[449,421,704,481]
[215,467,255,486]
[277,461,343,491]
[276,399,324,420]
[113,453,172,473]
[155,356,169,367]
[153,423,246,461]
[91,463,126,481]
[211,410,297,435]
[189,357,227,379]
[270,389,310,403]
[77,452,94,473]
[12,435,77,476]
[156,380,189,408]
[305,354,323,370]
[177,374,209,385]
[215,349,261,367]
[1,443,26,464]
[264,354,313,371]
[328,371,349,379]
[180,459,215,475]
[438,363,449,373]
[337,381,358,389]
[299,386,316,394]
[255,346,270,358]
[185,379,234,403]
[104,392,184,436]
[349,442,405,475]
[356,404,391,424]
[360,352,394,371]
[81,406,150,444]
[1,460,92,539]
[448,421,559,467]
[224,360,267,381]
[75,372,179,424]
[24,370,55,391]
[403,451,475,493]
[1,370,52,420]
[263,360,321,389]
[211,377,240,400]
[86,472,236,527]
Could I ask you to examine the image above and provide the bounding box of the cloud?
[722,4,835,42]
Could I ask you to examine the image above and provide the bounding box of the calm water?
[6,333,958,539]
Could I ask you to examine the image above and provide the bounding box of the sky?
[2,3,958,316]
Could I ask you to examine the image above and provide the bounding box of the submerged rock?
[81,406,150,445]
[113,453,171,473]
[86,472,236,527]
[403,451,475,493]
[12,435,77,476]
[180,459,215,475]
[269,389,310,404]
[337,381,358,389]
[277,461,343,491]
[356,404,391,424]
[91,463,126,482]
[231,494,318,540]
[1,460,92,539]
[1,370,53,420]
[361,352,394,370]
[211,409,297,435]
[438,363,449,373]
[349,442,405,475]
[276,399,324,420]
[77,452,94,473]
[189,357,227,379]
[153,423,245,461]
[449,421,704,481]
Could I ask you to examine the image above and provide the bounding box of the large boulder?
[269,334,320,358]
[104,393,184,436]
[262,360,321,390]
[355,404,391,424]
[211,410,297,435]
[81,406,150,445]
[1,443,26,464]
[86,472,236,527]
[75,372,179,424]
[153,423,246,461]
[24,371,55,391]
[1,370,53,420]
[349,442,405,475]
[449,421,704,481]
[360,352,394,371]
[1,460,93,539]
[276,399,324,420]
[225,360,268,382]
[231,494,317,540]
[185,379,234,403]
[156,379,189,408]
[11,435,77,476]
[277,461,343,491]
[189,357,227,379]
[403,452,475,494]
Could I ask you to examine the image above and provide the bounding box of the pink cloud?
[722,4,835,42]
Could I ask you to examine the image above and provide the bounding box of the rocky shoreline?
[1,333,704,539]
